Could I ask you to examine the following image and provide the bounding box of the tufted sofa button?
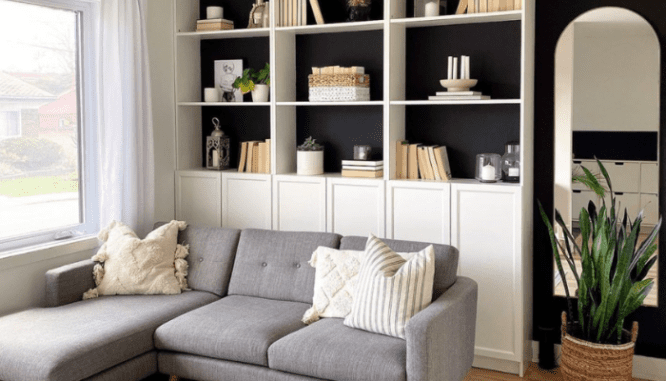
[198,258,204,263]
[295,263,301,268]
[262,262,267,267]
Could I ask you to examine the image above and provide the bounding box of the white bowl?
[440,79,478,92]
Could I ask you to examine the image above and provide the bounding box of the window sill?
[0,235,99,272]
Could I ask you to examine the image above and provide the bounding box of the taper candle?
[453,57,459,80]
[447,56,453,80]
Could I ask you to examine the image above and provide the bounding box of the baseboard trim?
[531,340,664,380]
[473,355,522,376]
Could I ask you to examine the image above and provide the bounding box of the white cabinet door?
[327,177,385,238]
[451,183,523,366]
[387,181,451,244]
[222,173,272,230]
[641,163,659,194]
[640,194,659,226]
[175,170,222,227]
[273,175,326,232]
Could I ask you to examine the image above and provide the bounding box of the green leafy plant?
[538,159,660,344]
[298,136,323,151]
[233,63,270,93]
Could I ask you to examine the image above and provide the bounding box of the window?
[0,0,98,252]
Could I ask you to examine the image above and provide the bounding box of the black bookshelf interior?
[405,21,521,100]
[405,104,520,179]
[404,0,464,17]
[201,106,271,169]
[296,105,383,173]
[295,30,384,102]
[199,0,255,28]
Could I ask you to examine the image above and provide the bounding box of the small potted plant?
[233,63,270,102]
[538,159,661,380]
[297,136,324,175]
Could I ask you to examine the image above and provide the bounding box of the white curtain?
[97,0,154,236]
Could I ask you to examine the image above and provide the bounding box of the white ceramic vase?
[297,150,324,175]
[252,84,269,102]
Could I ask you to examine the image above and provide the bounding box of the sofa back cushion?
[340,236,459,299]
[228,229,342,304]
[155,223,241,297]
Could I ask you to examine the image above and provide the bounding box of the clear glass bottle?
[501,141,520,183]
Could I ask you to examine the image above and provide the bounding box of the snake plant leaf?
[634,255,657,282]
[630,217,661,272]
[581,166,606,199]
[595,158,613,194]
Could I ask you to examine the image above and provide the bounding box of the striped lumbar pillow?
[343,234,435,339]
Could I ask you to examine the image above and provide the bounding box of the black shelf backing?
[295,30,384,102]
[200,0,256,29]
[404,0,463,17]
[297,106,383,173]
[201,106,271,169]
[405,104,520,179]
[406,21,521,100]
[308,0,384,25]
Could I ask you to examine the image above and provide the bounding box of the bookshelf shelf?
[390,10,522,27]
[391,99,521,105]
[277,101,384,106]
[178,102,271,107]
[176,28,270,40]
[276,20,385,35]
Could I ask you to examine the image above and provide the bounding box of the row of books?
[456,0,521,14]
[238,139,271,173]
[278,0,308,27]
[341,160,383,178]
[395,141,452,181]
[428,91,490,101]
[196,18,234,32]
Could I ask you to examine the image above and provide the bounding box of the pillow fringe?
[302,306,321,324]
[82,288,99,300]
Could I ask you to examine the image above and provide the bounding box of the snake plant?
[538,158,661,344]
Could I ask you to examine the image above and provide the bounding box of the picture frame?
[214,59,243,102]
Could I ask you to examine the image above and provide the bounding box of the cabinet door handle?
[615,192,624,195]
[573,161,582,164]
[615,162,624,166]
[573,190,582,194]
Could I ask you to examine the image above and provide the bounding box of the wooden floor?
[464,363,650,380]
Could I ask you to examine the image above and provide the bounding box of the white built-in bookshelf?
[172,0,534,376]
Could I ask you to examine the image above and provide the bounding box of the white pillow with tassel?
[83,220,190,299]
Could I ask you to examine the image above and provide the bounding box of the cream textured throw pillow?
[303,246,415,324]
[82,220,189,299]
[343,234,435,339]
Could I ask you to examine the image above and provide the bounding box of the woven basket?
[560,312,638,381]
[308,74,370,88]
[308,74,371,102]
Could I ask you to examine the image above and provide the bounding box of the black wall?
[534,0,666,357]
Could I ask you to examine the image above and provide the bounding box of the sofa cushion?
[268,318,406,381]
[155,295,310,367]
[340,236,459,299]
[155,223,242,296]
[227,229,341,303]
[0,291,218,381]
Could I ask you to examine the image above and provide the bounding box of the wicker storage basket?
[560,312,638,381]
[308,74,370,102]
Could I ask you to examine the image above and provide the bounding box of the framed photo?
[214,59,243,102]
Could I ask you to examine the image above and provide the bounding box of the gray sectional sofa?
[0,227,478,381]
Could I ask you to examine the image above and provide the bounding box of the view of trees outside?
[0,0,81,241]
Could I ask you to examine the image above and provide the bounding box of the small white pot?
[252,84,269,102]
[297,150,324,175]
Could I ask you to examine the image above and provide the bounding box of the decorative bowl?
[440,79,478,92]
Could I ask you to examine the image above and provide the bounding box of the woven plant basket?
[560,312,638,381]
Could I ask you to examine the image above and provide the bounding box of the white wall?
[572,22,659,132]
[147,0,176,222]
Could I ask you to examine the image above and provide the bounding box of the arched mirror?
[553,7,660,306]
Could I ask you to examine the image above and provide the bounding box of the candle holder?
[475,153,501,183]
[206,117,230,170]
[354,145,372,160]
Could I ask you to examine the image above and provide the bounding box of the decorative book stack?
[341,160,383,178]
[456,0,521,13]
[395,141,452,181]
[238,139,271,173]
[196,18,234,32]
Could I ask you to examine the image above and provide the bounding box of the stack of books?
[428,91,490,101]
[196,18,234,32]
[238,139,271,173]
[341,160,383,178]
[278,0,310,27]
[456,0,521,14]
[395,141,452,181]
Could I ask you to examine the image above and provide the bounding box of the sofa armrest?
[45,259,95,307]
[405,276,478,381]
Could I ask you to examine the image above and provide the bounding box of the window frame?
[0,111,22,139]
[0,0,99,254]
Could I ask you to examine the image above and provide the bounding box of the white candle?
[425,1,439,17]
[204,88,219,102]
[481,164,495,181]
[464,56,470,79]
[206,6,223,19]
[212,149,220,167]
[509,168,520,177]
[452,57,459,80]
[447,56,453,80]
